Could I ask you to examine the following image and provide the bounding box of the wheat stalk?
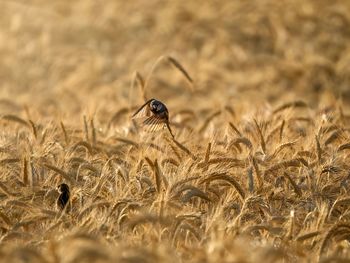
[272,100,308,114]
[0,114,30,127]
[200,172,246,201]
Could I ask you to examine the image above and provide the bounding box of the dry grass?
[0,0,350,262]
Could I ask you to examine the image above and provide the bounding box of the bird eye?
[151,101,161,112]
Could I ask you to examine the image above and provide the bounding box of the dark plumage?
[132,98,174,138]
[56,183,70,211]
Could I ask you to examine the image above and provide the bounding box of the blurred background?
[0,0,349,123]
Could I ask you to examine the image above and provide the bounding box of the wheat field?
[0,0,350,262]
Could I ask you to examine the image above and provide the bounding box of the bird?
[132,98,174,138]
[56,183,70,211]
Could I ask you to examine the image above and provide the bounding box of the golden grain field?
[0,0,350,262]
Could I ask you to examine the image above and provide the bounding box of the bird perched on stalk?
[132,98,174,138]
[56,183,70,211]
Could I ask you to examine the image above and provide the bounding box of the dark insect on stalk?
[56,183,70,211]
[132,98,174,138]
